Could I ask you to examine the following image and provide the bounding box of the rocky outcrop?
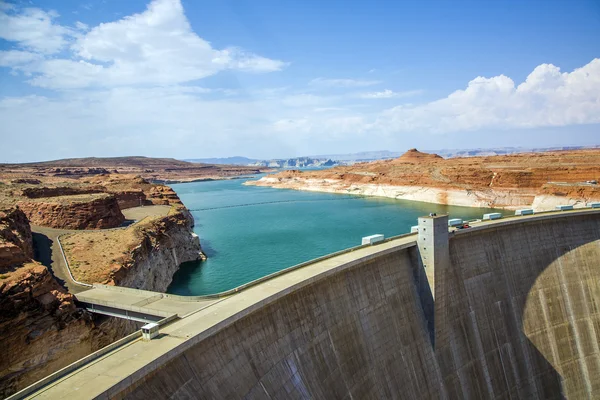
[18,194,125,229]
[104,211,201,291]
[112,190,147,209]
[0,207,33,268]
[21,186,102,199]
[0,176,203,396]
[11,179,41,185]
[52,167,111,176]
[396,148,444,162]
[0,263,135,397]
[145,185,184,206]
[0,210,135,397]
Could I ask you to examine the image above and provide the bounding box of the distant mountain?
[309,150,402,161]
[249,157,339,168]
[185,156,258,165]
[429,145,600,158]
[4,156,196,168]
[184,145,600,168]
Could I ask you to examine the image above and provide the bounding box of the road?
[30,205,172,294]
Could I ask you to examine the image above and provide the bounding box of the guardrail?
[453,207,600,236]
[56,234,93,288]
[5,313,177,400]
[92,231,420,302]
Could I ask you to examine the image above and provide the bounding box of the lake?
[167,176,504,295]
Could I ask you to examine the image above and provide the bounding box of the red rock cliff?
[0,207,33,267]
[18,194,125,229]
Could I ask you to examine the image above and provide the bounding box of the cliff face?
[247,149,600,210]
[21,186,102,199]
[112,212,201,291]
[0,207,33,267]
[112,190,147,209]
[18,194,125,229]
[0,209,134,397]
[1,262,87,395]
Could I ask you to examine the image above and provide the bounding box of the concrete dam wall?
[115,212,600,399]
[121,246,443,399]
[441,213,600,399]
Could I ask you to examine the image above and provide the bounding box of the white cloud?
[0,5,74,54]
[375,59,600,133]
[2,0,287,89]
[310,78,382,88]
[0,50,43,67]
[0,0,599,165]
[360,89,422,99]
[75,21,89,31]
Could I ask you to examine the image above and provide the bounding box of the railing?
[5,314,177,400]
[56,233,93,288]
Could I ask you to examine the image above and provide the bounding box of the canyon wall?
[109,211,201,291]
[246,149,600,210]
[0,208,135,397]
[0,262,137,397]
[247,177,536,209]
[18,194,125,229]
[0,207,33,267]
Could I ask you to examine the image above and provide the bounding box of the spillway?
[18,210,600,399]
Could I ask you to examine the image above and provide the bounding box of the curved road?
[31,205,171,294]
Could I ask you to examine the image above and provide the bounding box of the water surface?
[168,177,504,295]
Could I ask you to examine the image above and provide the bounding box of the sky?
[0,0,599,162]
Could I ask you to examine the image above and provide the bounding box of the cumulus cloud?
[310,78,382,88]
[375,59,600,133]
[0,0,599,162]
[0,4,74,54]
[0,50,43,67]
[2,0,287,89]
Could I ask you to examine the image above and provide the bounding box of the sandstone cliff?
[61,209,202,290]
[0,210,134,396]
[18,193,125,229]
[247,149,600,210]
[0,207,33,267]
[112,211,201,291]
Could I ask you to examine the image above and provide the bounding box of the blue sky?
[0,0,599,162]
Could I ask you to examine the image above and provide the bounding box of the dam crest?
[14,209,600,399]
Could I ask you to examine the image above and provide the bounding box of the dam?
[12,209,600,399]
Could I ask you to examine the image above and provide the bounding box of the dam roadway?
[13,208,600,399]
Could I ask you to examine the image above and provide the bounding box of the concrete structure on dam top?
[11,209,600,399]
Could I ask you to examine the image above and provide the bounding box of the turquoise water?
[167,177,504,295]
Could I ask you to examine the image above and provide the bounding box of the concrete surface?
[18,208,600,399]
[75,285,219,319]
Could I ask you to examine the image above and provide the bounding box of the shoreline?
[244,177,595,211]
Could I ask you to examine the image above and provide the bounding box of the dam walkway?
[74,285,219,323]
